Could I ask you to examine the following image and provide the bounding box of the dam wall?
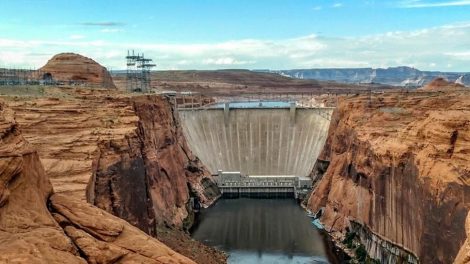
[179,106,333,177]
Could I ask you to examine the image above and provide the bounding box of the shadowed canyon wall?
[0,103,195,263]
[308,91,470,263]
[179,108,333,176]
[92,96,220,230]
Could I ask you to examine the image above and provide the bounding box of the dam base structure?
[178,100,334,198]
[215,171,313,199]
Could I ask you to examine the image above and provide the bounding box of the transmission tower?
[126,50,156,93]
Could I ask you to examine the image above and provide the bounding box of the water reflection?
[191,198,329,264]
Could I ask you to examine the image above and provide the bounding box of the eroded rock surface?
[92,95,220,230]
[39,53,116,89]
[0,103,195,264]
[308,91,470,263]
[4,89,219,227]
[2,88,223,263]
[50,194,195,264]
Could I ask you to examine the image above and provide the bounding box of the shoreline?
[299,203,354,263]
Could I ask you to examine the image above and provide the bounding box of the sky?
[0,0,469,71]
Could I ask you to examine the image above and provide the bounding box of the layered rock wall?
[92,96,220,231]
[308,91,470,263]
[3,88,219,232]
[0,103,195,263]
[39,53,116,89]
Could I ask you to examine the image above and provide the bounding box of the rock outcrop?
[0,102,195,263]
[39,53,116,89]
[2,88,222,263]
[419,77,465,91]
[4,89,219,225]
[308,91,470,263]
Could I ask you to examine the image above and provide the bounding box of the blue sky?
[0,0,469,71]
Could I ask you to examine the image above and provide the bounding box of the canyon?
[0,52,470,263]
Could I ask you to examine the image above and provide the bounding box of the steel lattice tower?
[126,50,156,93]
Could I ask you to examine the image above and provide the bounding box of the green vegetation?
[342,231,356,249]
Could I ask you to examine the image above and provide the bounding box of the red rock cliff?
[0,103,195,263]
[308,91,470,263]
[2,89,222,263]
[39,53,116,89]
[4,90,219,227]
[91,95,220,231]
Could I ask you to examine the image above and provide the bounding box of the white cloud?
[332,3,343,8]
[399,0,470,8]
[0,22,469,71]
[202,57,255,65]
[444,51,470,60]
[313,6,322,10]
[69,35,85,40]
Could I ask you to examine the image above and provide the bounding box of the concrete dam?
[178,101,334,178]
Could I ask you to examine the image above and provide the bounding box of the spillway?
[178,102,333,177]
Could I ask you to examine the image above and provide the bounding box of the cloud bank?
[0,22,469,72]
[398,0,470,8]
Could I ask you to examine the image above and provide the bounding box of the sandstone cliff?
[2,88,223,263]
[0,102,195,263]
[4,89,219,224]
[39,53,116,89]
[92,95,220,230]
[308,91,470,263]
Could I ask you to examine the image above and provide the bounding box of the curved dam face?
[179,104,333,177]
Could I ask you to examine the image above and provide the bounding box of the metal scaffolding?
[0,68,43,85]
[126,50,156,93]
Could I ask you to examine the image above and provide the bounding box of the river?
[191,198,338,264]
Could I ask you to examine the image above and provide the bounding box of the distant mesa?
[273,66,470,87]
[39,53,116,89]
[419,77,466,91]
